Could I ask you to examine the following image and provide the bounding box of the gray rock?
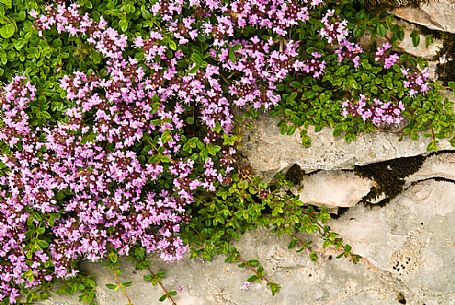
[295,171,376,208]
[395,20,443,60]
[330,180,455,305]
[392,0,455,34]
[405,153,455,186]
[38,180,455,305]
[239,115,454,178]
[359,20,443,60]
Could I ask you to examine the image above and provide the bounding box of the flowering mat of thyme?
[0,0,454,304]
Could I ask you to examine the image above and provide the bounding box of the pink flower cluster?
[146,0,329,110]
[342,94,405,126]
[0,76,48,303]
[294,51,327,79]
[0,3,243,303]
[151,0,317,40]
[319,9,349,45]
[401,68,431,97]
[220,38,303,109]
[335,39,363,68]
[375,42,399,69]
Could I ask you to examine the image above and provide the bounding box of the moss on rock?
[354,155,425,206]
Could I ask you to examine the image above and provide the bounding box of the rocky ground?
[40,178,454,305]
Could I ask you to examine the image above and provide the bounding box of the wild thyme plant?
[0,0,454,304]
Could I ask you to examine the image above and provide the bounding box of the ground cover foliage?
[0,0,454,304]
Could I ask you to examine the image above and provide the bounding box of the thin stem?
[237,255,272,283]
[112,268,133,305]
[376,85,401,103]
[291,233,361,264]
[147,266,177,305]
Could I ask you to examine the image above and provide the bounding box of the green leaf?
[17,11,26,21]
[168,40,177,51]
[377,24,387,37]
[191,51,203,65]
[228,48,236,63]
[157,271,166,279]
[185,116,194,124]
[143,274,153,282]
[397,28,404,41]
[108,252,118,264]
[309,251,318,262]
[361,62,372,70]
[410,30,420,47]
[0,0,12,9]
[84,1,93,9]
[169,290,177,296]
[37,240,49,248]
[119,19,128,32]
[425,35,433,48]
[353,27,364,38]
[0,23,16,39]
[231,43,242,51]
[450,137,455,148]
[288,238,297,249]
[266,282,281,296]
[284,108,294,117]
[247,259,260,267]
[159,294,167,302]
[286,125,296,135]
[1,51,7,65]
[426,140,439,152]
[14,40,26,50]
[247,275,258,282]
[105,283,117,290]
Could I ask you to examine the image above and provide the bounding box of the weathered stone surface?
[392,0,455,34]
[39,180,455,305]
[405,153,455,186]
[239,115,455,178]
[395,20,443,60]
[357,20,442,60]
[295,171,376,208]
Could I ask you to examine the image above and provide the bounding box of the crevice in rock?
[413,24,455,84]
[281,152,454,212]
[354,154,426,207]
[284,164,306,185]
[330,207,350,220]
[283,164,323,185]
[307,169,322,176]
[435,32,455,85]
[406,176,455,189]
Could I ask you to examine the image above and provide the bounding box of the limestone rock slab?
[395,20,443,60]
[296,171,376,208]
[239,115,455,178]
[405,153,455,186]
[392,0,455,34]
